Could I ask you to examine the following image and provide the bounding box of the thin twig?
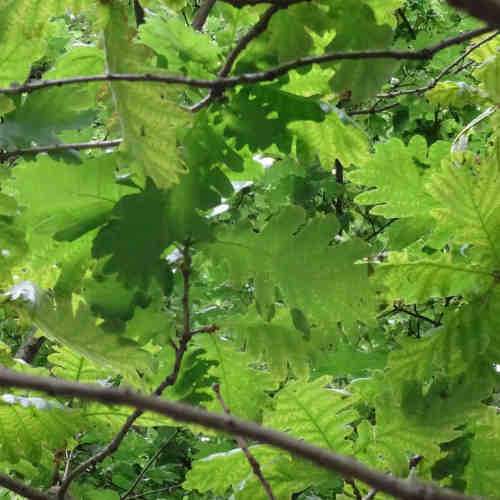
[0,139,123,162]
[127,486,176,499]
[0,472,50,500]
[121,431,178,500]
[397,8,416,39]
[191,0,217,30]
[213,383,276,500]
[0,368,479,500]
[57,244,197,499]
[393,306,441,327]
[189,324,219,335]
[377,30,499,99]
[190,3,283,111]
[0,27,492,98]
[348,102,400,116]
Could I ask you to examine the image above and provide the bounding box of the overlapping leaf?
[104,2,191,188]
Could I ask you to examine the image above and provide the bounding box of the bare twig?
[57,245,198,499]
[377,30,499,99]
[348,102,400,116]
[213,383,275,500]
[0,368,479,500]
[191,0,217,30]
[0,27,492,98]
[391,306,441,327]
[446,0,500,27]
[189,324,219,335]
[121,431,178,500]
[0,472,50,500]
[190,3,283,111]
[0,139,123,162]
[397,8,416,39]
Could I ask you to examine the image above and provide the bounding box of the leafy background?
[0,0,498,499]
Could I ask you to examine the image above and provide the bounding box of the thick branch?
[0,139,123,162]
[0,27,492,98]
[0,368,478,500]
[58,245,195,498]
[192,0,217,30]
[213,383,275,500]
[0,472,50,500]
[446,0,500,27]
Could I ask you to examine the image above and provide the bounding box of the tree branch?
[377,30,499,99]
[0,26,492,98]
[190,3,283,111]
[0,139,123,162]
[213,383,275,500]
[192,0,217,30]
[0,368,479,500]
[348,102,400,116]
[446,0,500,27]
[120,431,177,500]
[0,472,50,500]
[57,244,197,499]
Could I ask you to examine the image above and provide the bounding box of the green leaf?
[348,136,443,218]
[0,0,59,85]
[0,394,83,464]
[362,0,403,27]
[92,181,171,288]
[9,154,130,241]
[291,111,370,168]
[207,205,377,328]
[264,377,357,451]
[327,0,398,103]
[377,251,494,303]
[427,157,500,264]
[103,2,191,188]
[224,306,314,378]
[139,15,221,76]
[48,345,111,383]
[9,282,151,379]
[465,409,500,497]
[223,84,325,153]
[0,46,103,149]
[195,335,277,421]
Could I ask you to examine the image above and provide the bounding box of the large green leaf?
[206,205,377,328]
[327,0,398,102]
[8,282,151,379]
[465,409,500,497]
[348,136,448,218]
[0,46,103,149]
[195,335,277,421]
[264,377,357,451]
[427,157,500,265]
[0,394,83,464]
[9,154,129,241]
[103,2,191,188]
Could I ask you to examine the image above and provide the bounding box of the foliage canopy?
[0,0,498,499]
